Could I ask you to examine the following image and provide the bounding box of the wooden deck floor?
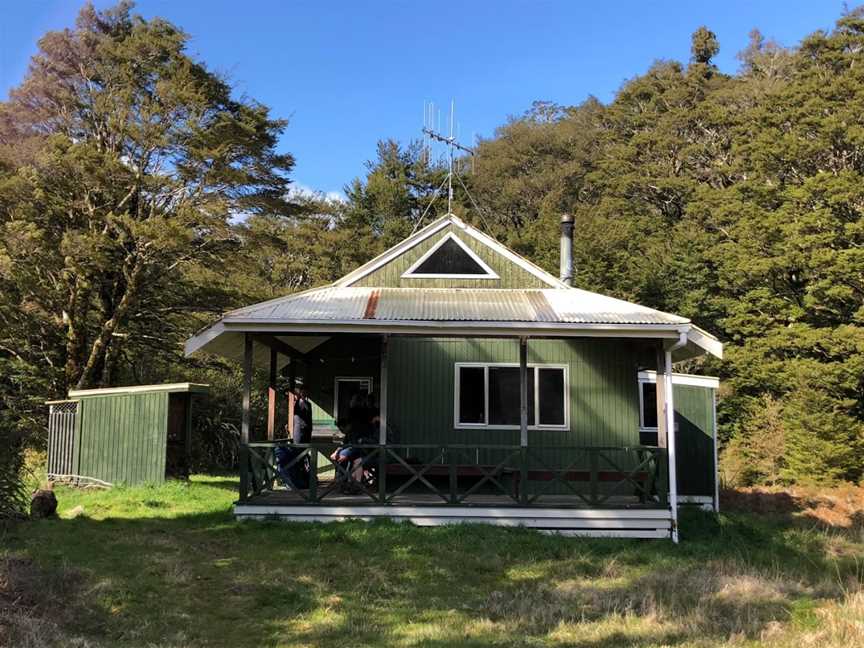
[241,488,654,509]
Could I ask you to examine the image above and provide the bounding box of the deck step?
[233,504,672,538]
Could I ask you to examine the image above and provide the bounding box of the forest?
[2,2,864,516]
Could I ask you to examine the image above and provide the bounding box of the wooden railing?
[238,442,668,509]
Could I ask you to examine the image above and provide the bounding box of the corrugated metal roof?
[226,287,688,326]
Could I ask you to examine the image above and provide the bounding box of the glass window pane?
[538,368,565,426]
[642,382,658,428]
[489,367,534,426]
[458,367,485,424]
[413,237,488,275]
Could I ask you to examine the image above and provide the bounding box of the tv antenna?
[423,99,474,215]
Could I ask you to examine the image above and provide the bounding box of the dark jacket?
[293,397,313,444]
[344,405,374,445]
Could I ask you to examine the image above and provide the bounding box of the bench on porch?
[382,465,653,502]
[522,469,654,502]
[383,463,521,498]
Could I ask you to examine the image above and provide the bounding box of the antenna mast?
[423,99,474,214]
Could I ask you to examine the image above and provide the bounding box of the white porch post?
[664,349,679,543]
[241,333,253,445]
[519,336,529,504]
[379,334,389,444]
[712,388,720,513]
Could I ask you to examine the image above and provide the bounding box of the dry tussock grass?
[482,560,846,644]
[722,483,864,529]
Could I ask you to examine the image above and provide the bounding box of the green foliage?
[691,26,720,64]
[0,407,27,520]
[343,138,448,249]
[448,15,864,485]
[0,0,295,397]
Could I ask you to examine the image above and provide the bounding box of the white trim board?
[678,495,716,512]
[232,505,672,519]
[638,371,719,389]
[68,382,209,398]
[185,320,691,361]
[233,505,673,538]
[401,232,500,279]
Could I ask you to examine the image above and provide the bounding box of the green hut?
[186,214,723,540]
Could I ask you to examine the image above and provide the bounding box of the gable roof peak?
[334,213,567,289]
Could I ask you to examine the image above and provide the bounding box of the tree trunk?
[76,258,143,389]
[64,278,91,389]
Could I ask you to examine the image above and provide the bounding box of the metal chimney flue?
[560,214,574,287]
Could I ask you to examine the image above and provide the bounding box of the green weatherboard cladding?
[387,337,644,483]
[381,336,716,496]
[63,386,203,486]
[674,384,716,497]
[351,224,550,288]
[76,392,169,485]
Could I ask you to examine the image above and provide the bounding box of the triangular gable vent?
[402,232,499,279]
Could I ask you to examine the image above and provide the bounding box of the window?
[538,368,566,426]
[334,377,373,422]
[639,381,658,430]
[457,367,485,424]
[402,233,499,279]
[454,363,568,429]
[488,366,535,426]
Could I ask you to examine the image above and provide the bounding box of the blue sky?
[0,1,849,197]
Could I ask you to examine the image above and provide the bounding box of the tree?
[342,139,448,251]
[0,1,295,392]
[691,26,719,64]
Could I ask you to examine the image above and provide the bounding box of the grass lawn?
[2,476,862,648]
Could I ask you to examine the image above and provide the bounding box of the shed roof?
[68,383,209,398]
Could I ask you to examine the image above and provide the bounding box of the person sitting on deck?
[331,393,377,492]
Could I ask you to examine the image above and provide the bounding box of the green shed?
[47,383,208,486]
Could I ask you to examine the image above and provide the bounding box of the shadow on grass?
[2,507,861,648]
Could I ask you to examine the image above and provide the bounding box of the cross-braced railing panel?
[238,442,668,509]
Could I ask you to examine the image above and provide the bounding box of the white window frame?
[453,362,569,430]
[637,378,658,433]
[402,232,500,279]
[333,376,373,421]
[638,370,717,433]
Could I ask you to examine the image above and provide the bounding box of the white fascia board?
[336,217,452,286]
[688,325,723,359]
[185,319,226,356]
[68,383,209,397]
[220,319,685,338]
[401,232,500,279]
[639,370,720,389]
